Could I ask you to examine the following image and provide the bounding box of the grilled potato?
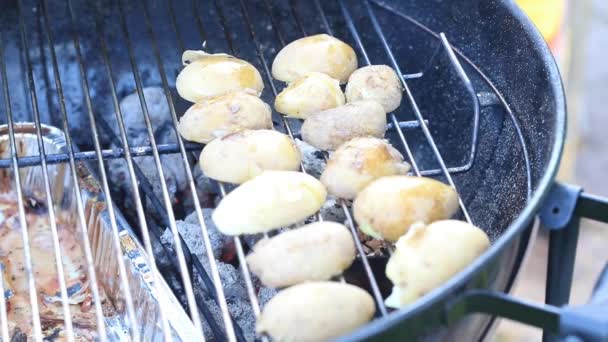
[385,220,490,308]
[199,129,301,184]
[256,281,375,342]
[345,65,403,112]
[212,171,326,235]
[353,176,459,242]
[176,51,264,103]
[272,34,357,84]
[321,137,410,199]
[274,72,345,119]
[177,92,272,144]
[247,222,355,288]
[301,101,386,151]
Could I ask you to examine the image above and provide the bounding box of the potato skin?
[345,65,403,112]
[384,220,490,308]
[212,171,327,235]
[274,72,345,119]
[256,281,375,342]
[199,130,301,184]
[272,34,358,84]
[247,222,355,288]
[353,176,459,242]
[176,52,264,103]
[177,92,272,144]
[321,137,410,199]
[301,101,387,151]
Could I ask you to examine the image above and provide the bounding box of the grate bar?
[361,0,472,223]
[369,0,533,196]
[64,0,142,339]
[336,0,473,224]
[0,143,201,169]
[65,1,179,341]
[275,0,388,316]
[211,0,266,326]
[140,0,238,339]
[112,0,204,336]
[17,0,81,339]
[39,0,108,339]
[15,3,75,335]
[0,34,42,342]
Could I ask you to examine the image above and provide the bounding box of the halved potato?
[176,51,264,103]
[177,92,272,144]
[272,34,357,84]
[345,65,403,112]
[247,222,355,288]
[353,176,459,242]
[256,281,375,342]
[385,220,490,308]
[199,129,301,184]
[274,72,345,119]
[212,171,326,235]
[321,137,410,199]
[301,100,386,151]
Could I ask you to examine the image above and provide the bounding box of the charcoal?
[109,87,172,146]
[257,287,277,307]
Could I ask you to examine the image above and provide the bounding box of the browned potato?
[212,171,327,235]
[384,220,490,308]
[177,92,272,144]
[176,51,264,103]
[199,129,301,184]
[247,222,355,288]
[272,34,358,84]
[320,137,410,199]
[256,282,375,341]
[353,176,459,242]
[274,72,345,119]
[301,101,386,151]
[345,65,403,112]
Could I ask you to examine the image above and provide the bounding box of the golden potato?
[353,176,459,242]
[274,72,345,119]
[321,137,410,199]
[384,220,490,308]
[256,282,375,341]
[212,171,327,235]
[176,51,264,103]
[247,222,355,288]
[177,92,272,144]
[345,65,403,112]
[301,101,386,151]
[199,129,301,184]
[272,34,357,84]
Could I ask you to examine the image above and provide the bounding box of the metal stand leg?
[543,217,580,342]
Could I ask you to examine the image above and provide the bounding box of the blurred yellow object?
[516,0,566,50]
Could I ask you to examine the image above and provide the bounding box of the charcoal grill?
[0,0,607,341]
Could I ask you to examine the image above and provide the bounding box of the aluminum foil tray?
[0,123,200,341]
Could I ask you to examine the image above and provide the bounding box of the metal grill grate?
[0,0,533,341]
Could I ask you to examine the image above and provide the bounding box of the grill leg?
[543,218,580,342]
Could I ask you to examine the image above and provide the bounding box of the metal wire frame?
[126,0,239,338]
[25,0,144,338]
[20,1,79,338]
[0,35,44,342]
[0,1,535,341]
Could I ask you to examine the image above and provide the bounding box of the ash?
[161,211,277,341]
[295,139,326,177]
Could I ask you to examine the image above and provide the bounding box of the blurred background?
[495,0,608,340]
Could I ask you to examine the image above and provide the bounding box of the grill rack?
[0,0,534,341]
